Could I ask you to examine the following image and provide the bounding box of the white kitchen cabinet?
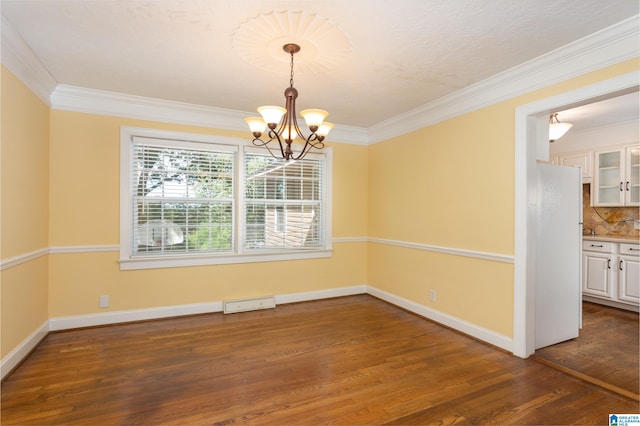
[559,151,592,183]
[624,146,640,205]
[582,241,614,299]
[582,239,640,310]
[618,243,640,304]
[593,145,640,206]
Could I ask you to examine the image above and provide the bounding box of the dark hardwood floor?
[533,301,639,400]
[2,295,638,425]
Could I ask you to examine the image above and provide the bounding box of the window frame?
[119,127,332,270]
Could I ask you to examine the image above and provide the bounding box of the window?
[131,142,235,255]
[244,152,325,251]
[120,127,332,270]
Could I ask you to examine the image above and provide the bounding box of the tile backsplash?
[582,184,639,238]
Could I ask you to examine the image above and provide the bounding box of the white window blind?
[131,139,235,256]
[244,153,324,250]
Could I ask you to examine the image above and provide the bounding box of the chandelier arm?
[283,86,307,160]
[291,134,326,161]
[257,140,280,160]
[270,128,288,159]
[292,141,313,161]
[275,115,290,159]
[251,131,287,160]
[252,130,325,161]
[291,114,305,146]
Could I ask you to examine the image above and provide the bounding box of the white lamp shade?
[300,109,328,128]
[549,122,573,141]
[244,117,267,134]
[257,106,286,125]
[281,126,298,141]
[316,122,334,137]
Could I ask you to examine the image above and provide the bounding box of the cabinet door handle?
[620,182,624,191]
[607,259,611,269]
[629,247,640,252]
[627,181,630,191]
[619,260,623,271]
[591,244,604,248]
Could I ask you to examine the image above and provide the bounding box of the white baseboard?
[582,295,639,313]
[276,285,367,305]
[5,284,512,380]
[48,301,224,331]
[47,286,368,331]
[1,320,49,381]
[366,286,514,353]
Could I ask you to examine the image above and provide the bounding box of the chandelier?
[244,43,333,161]
[549,113,573,142]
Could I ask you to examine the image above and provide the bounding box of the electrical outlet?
[99,295,109,308]
[429,290,436,302]
[635,220,640,230]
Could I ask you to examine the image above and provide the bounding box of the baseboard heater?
[223,296,276,314]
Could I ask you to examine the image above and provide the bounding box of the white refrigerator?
[535,163,583,350]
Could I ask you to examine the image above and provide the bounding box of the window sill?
[119,249,333,270]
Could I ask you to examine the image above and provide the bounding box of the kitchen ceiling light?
[549,113,573,142]
[245,43,332,161]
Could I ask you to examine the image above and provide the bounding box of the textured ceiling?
[1,0,639,129]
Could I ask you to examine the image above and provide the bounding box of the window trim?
[119,126,332,270]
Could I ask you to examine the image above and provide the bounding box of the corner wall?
[367,102,515,337]
[1,66,50,363]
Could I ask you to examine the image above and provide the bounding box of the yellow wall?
[367,59,639,337]
[2,54,638,360]
[48,244,367,316]
[1,66,50,358]
[368,101,515,335]
[47,111,369,316]
[369,103,514,253]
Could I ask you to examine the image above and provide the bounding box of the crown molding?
[367,14,640,144]
[50,85,369,145]
[1,16,56,105]
[327,124,369,145]
[3,13,638,145]
[51,84,250,130]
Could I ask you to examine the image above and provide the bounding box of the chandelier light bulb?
[281,126,298,142]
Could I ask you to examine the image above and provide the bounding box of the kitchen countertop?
[583,235,640,244]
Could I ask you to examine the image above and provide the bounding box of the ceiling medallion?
[232,10,351,74]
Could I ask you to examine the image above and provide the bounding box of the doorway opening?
[512,71,639,358]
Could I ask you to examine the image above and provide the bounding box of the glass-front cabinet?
[594,149,623,206]
[593,145,640,207]
[626,146,640,206]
